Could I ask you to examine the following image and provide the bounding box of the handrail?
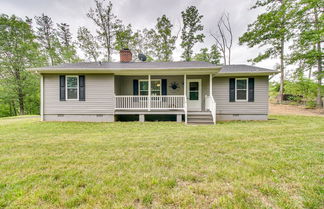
[205,95,216,124]
[115,95,186,110]
[209,95,217,124]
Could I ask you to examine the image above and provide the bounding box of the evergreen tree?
[77,27,101,62]
[56,23,80,63]
[35,13,62,65]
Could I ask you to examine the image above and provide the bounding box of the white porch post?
[210,74,213,96]
[148,75,151,111]
[184,74,187,97]
[40,74,44,121]
[184,74,187,124]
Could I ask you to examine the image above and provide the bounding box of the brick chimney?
[120,48,132,63]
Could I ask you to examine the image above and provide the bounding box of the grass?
[0,115,323,208]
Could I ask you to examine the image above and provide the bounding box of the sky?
[0,0,281,73]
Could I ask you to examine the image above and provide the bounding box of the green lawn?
[0,116,323,208]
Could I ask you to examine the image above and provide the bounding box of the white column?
[184,74,187,124]
[148,75,151,111]
[177,114,182,122]
[210,74,213,96]
[40,74,44,121]
[139,114,145,122]
[184,74,187,97]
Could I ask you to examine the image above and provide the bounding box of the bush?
[306,101,316,109]
[270,78,319,105]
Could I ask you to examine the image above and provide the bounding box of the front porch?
[114,74,217,124]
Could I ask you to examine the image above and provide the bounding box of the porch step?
[187,111,214,125]
[187,121,214,125]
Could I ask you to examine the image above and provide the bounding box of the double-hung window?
[139,79,161,96]
[236,78,248,101]
[66,75,78,100]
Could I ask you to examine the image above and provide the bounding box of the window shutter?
[248,78,255,102]
[229,78,235,102]
[162,79,167,95]
[59,75,66,101]
[133,80,138,95]
[79,75,85,101]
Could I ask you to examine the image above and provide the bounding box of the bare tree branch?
[210,12,233,65]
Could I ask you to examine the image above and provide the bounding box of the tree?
[77,27,101,62]
[0,14,42,115]
[194,48,209,62]
[154,15,177,61]
[87,0,120,61]
[194,44,221,64]
[239,0,294,103]
[35,13,62,65]
[290,0,323,107]
[56,23,80,63]
[129,29,154,62]
[210,12,233,65]
[180,6,205,61]
[114,23,136,51]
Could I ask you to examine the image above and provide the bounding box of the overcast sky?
[0,0,281,72]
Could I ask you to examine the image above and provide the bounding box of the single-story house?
[30,49,278,124]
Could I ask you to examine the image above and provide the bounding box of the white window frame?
[66,75,79,100]
[139,79,162,96]
[235,78,248,102]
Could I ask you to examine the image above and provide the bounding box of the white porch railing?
[115,95,186,110]
[205,95,217,124]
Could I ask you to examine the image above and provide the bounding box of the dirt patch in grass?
[269,103,324,117]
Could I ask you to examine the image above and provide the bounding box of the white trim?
[235,78,248,102]
[40,74,44,121]
[66,75,79,100]
[138,79,162,96]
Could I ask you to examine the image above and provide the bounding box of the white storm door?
[187,79,202,111]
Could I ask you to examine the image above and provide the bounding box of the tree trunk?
[314,9,323,108]
[228,48,231,65]
[17,84,25,115]
[278,38,285,104]
[308,68,312,79]
[14,68,25,115]
[223,50,226,65]
[10,100,17,116]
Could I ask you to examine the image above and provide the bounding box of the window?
[66,76,78,100]
[189,81,199,100]
[236,78,248,101]
[139,79,161,96]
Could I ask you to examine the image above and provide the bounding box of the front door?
[187,79,202,111]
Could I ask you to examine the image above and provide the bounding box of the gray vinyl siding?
[43,74,115,115]
[115,75,210,109]
[213,76,269,115]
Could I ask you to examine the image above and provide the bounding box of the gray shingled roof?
[30,61,278,74]
[219,64,277,73]
[34,61,218,70]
